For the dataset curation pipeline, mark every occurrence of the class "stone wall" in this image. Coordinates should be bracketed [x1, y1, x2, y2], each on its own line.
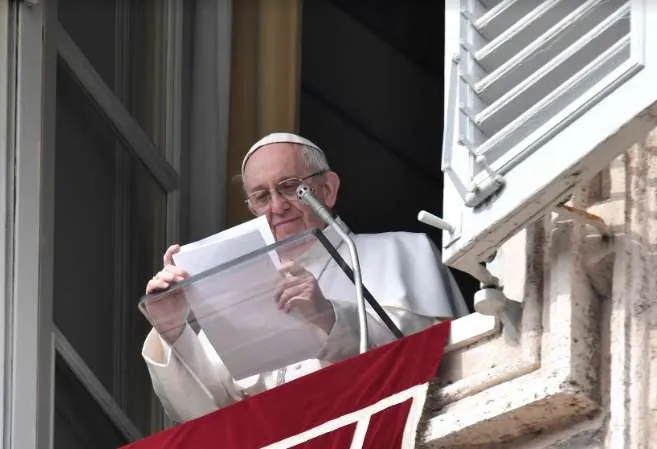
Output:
[420, 130, 657, 448]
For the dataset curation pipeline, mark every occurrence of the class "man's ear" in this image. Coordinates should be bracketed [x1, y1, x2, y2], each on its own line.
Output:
[322, 171, 340, 208]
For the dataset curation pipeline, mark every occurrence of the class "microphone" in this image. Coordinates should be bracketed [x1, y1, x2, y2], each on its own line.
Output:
[296, 184, 369, 354]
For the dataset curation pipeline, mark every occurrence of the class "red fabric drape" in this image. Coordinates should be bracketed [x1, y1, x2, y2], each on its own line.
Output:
[122, 321, 450, 449]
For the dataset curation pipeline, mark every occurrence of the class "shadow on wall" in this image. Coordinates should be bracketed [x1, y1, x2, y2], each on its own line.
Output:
[300, 0, 477, 310]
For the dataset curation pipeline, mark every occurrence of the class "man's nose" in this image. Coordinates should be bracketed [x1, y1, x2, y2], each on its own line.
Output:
[269, 190, 290, 214]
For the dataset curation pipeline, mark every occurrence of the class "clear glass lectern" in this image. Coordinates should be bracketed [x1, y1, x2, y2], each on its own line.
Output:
[138, 229, 361, 388]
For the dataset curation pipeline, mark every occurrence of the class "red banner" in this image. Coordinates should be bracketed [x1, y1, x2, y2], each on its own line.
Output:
[122, 321, 450, 449]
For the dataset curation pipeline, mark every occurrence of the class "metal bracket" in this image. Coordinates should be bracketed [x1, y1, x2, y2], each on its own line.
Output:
[464, 170, 506, 208]
[474, 286, 521, 345]
[457, 257, 520, 345]
[456, 121, 506, 208]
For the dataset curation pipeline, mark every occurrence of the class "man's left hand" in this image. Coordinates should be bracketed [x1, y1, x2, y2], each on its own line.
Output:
[275, 262, 335, 334]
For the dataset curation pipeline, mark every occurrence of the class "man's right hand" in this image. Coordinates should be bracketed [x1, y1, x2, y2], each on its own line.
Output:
[144, 244, 190, 344]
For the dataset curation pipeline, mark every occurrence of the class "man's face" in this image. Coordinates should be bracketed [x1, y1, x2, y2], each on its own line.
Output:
[243, 143, 340, 241]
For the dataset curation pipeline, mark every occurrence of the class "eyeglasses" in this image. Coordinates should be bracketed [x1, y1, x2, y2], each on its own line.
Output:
[245, 170, 327, 211]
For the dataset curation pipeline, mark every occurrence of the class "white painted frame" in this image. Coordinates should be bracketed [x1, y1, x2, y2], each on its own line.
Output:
[442, 0, 657, 278]
[1, 1, 58, 448]
[0, 0, 12, 441]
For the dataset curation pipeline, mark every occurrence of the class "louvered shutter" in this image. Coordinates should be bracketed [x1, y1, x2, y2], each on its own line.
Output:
[441, 0, 657, 274]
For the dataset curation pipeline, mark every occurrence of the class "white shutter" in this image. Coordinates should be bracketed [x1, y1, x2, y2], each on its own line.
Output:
[441, 0, 657, 274]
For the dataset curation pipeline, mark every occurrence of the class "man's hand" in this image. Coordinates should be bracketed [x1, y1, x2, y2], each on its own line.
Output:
[144, 244, 190, 344]
[275, 262, 335, 334]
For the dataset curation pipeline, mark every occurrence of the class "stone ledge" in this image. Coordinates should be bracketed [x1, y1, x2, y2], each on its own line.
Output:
[444, 313, 499, 354]
[421, 369, 599, 447]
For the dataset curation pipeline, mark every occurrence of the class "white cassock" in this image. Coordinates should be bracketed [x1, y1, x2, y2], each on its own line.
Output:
[142, 219, 469, 423]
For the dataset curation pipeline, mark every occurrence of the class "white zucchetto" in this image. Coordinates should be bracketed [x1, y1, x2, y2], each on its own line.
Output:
[241, 132, 325, 176]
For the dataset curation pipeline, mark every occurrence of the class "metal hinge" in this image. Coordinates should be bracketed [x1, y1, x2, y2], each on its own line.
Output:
[461, 150, 506, 208]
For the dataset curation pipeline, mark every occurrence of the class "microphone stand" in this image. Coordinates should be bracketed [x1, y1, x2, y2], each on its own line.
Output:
[296, 185, 368, 354]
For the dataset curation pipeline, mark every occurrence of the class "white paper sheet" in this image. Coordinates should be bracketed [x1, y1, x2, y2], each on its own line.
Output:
[172, 216, 324, 379]
[173, 215, 277, 275]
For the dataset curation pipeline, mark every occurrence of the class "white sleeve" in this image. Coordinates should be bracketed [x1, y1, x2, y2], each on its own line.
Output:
[142, 325, 244, 422]
[315, 300, 436, 362]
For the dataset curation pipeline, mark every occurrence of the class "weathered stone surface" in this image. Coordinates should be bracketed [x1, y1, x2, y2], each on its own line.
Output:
[603, 139, 657, 449]
[419, 129, 657, 448]
[420, 210, 604, 447]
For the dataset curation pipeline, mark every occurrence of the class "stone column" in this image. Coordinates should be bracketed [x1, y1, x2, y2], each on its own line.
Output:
[605, 131, 657, 449]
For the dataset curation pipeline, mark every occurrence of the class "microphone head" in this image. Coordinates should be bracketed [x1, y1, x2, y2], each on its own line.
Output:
[296, 184, 312, 201]
[296, 183, 335, 226]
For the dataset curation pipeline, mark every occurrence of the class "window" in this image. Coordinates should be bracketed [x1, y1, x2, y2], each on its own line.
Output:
[54, 0, 182, 439]
[2, 0, 186, 447]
